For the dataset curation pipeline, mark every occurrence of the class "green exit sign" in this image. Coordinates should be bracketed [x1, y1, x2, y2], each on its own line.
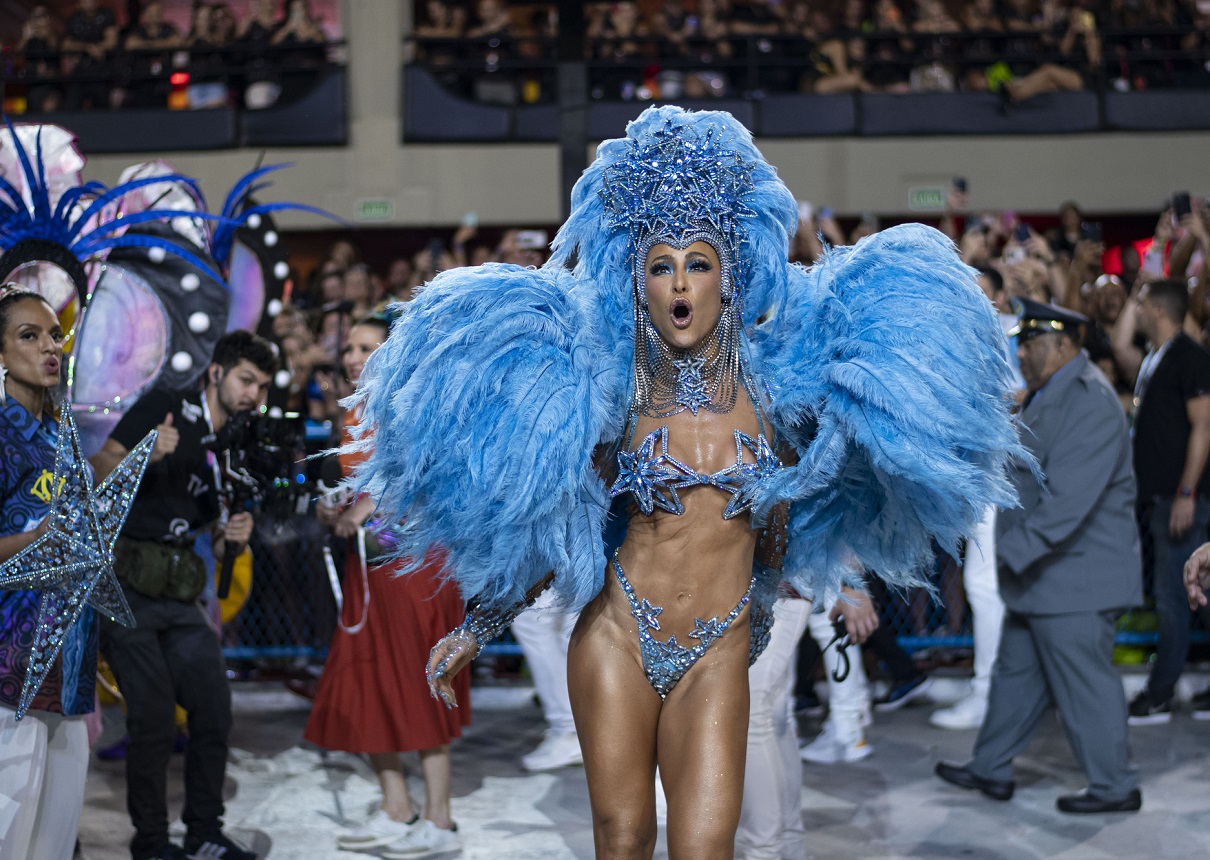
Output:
[355, 198, 395, 222]
[908, 187, 945, 211]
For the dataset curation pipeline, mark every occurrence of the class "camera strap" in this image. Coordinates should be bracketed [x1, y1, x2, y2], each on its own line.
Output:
[199, 389, 225, 497]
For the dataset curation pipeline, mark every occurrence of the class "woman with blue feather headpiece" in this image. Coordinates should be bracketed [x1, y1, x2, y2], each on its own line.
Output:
[348, 105, 1025, 856]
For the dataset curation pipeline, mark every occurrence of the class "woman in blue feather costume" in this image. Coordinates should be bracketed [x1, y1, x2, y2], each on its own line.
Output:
[348, 105, 1024, 858]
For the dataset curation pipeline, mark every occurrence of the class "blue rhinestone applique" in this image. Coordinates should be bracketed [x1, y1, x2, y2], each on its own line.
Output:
[612, 554, 753, 699]
[672, 355, 711, 415]
[599, 118, 758, 295]
[610, 426, 784, 519]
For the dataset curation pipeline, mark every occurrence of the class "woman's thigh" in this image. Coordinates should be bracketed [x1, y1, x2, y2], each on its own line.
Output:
[657, 639, 751, 860]
[568, 612, 664, 859]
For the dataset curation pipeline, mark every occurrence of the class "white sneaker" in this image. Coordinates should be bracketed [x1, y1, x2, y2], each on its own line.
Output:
[336, 809, 419, 850]
[930, 693, 988, 730]
[381, 820, 461, 858]
[799, 723, 873, 764]
[520, 730, 583, 772]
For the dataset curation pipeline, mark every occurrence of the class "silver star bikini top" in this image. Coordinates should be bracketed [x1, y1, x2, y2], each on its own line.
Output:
[609, 425, 784, 520]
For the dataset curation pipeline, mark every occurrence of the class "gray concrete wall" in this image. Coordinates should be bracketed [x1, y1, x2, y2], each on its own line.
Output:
[79, 1, 1208, 228]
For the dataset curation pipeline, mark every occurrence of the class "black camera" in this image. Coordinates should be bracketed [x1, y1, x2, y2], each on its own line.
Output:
[206, 410, 310, 518]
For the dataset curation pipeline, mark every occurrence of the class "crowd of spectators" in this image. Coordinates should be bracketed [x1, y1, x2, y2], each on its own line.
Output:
[410, 0, 1210, 103]
[275, 224, 552, 436]
[913, 187, 1210, 418]
[281, 190, 1210, 451]
[4, 0, 333, 113]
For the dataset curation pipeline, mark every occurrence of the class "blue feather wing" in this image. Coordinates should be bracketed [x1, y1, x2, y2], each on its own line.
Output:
[750, 223, 1025, 603]
[347, 263, 625, 612]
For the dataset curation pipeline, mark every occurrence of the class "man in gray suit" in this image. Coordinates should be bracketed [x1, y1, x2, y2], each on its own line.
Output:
[936, 298, 1143, 814]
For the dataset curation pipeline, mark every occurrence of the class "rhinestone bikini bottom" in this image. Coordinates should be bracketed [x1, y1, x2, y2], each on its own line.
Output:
[611, 553, 755, 699]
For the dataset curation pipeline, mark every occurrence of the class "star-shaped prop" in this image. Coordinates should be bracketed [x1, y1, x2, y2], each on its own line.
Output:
[0, 406, 156, 719]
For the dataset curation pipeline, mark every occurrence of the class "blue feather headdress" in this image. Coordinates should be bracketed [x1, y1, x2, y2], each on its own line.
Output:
[209, 162, 340, 269]
[550, 105, 798, 330]
[0, 120, 229, 286]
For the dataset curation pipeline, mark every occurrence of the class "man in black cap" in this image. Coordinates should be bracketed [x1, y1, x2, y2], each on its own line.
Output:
[936, 297, 1143, 814]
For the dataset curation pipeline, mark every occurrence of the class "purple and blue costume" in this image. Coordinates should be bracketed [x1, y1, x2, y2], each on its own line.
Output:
[0, 399, 96, 715]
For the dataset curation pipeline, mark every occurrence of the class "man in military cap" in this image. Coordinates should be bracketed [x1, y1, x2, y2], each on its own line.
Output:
[936, 297, 1143, 814]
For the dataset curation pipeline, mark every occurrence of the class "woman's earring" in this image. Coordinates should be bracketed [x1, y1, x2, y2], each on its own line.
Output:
[0, 363, 7, 407]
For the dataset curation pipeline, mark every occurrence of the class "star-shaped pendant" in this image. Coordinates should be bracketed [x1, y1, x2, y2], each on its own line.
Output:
[0, 406, 156, 719]
[672, 355, 711, 415]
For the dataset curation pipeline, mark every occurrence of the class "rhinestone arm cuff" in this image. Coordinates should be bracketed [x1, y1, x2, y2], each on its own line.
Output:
[458, 572, 556, 651]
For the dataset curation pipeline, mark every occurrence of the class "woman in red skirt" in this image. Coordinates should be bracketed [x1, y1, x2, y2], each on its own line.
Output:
[307, 314, 469, 858]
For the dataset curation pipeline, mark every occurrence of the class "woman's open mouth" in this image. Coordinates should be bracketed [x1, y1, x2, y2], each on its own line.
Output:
[670, 298, 693, 330]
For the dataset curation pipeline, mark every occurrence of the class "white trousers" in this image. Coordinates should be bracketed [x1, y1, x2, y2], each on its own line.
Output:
[808, 597, 871, 742]
[965, 507, 1005, 701]
[737, 598, 811, 860]
[0, 705, 89, 860]
[510, 591, 577, 734]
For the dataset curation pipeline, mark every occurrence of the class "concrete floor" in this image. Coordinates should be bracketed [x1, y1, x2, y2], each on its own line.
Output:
[77, 673, 1210, 860]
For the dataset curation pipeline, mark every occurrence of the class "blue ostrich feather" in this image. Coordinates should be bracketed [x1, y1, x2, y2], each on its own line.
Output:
[63, 174, 203, 244]
[52, 180, 107, 226]
[0, 121, 231, 281]
[345, 263, 628, 612]
[73, 232, 228, 285]
[749, 222, 1029, 604]
[210, 163, 343, 266]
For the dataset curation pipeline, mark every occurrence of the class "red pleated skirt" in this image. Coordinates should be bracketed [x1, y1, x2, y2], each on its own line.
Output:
[305, 549, 471, 754]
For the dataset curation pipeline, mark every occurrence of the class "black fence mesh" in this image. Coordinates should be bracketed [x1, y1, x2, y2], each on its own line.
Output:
[220, 507, 1208, 670]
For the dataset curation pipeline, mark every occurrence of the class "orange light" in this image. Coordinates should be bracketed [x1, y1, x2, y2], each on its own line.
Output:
[170, 72, 190, 87]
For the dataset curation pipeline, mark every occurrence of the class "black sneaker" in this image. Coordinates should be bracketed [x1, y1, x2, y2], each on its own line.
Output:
[874, 675, 935, 712]
[183, 832, 256, 860]
[1191, 687, 1210, 721]
[1127, 690, 1172, 726]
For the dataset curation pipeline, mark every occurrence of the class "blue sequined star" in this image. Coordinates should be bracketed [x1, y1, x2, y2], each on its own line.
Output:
[673, 355, 711, 415]
[638, 598, 663, 631]
[609, 426, 693, 515]
[720, 431, 784, 520]
[689, 616, 726, 641]
[0, 407, 156, 719]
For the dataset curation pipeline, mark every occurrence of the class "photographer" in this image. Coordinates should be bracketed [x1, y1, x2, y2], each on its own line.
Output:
[89, 331, 277, 860]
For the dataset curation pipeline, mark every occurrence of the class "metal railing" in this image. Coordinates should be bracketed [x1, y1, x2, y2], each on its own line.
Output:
[404, 25, 1210, 105]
